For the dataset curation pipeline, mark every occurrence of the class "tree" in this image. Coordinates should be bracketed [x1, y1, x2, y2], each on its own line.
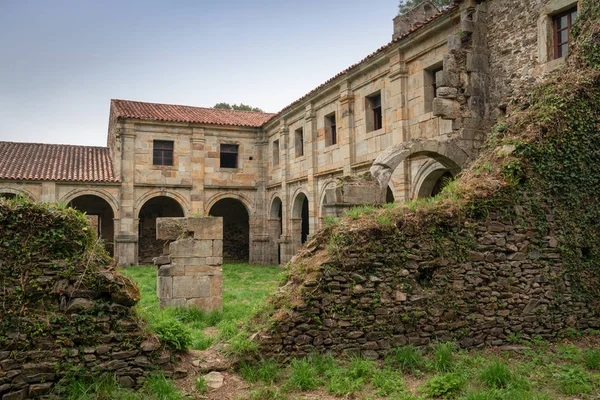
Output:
[213, 102, 264, 112]
[398, 0, 453, 14]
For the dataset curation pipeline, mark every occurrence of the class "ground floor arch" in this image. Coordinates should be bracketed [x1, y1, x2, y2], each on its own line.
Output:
[292, 192, 309, 246]
[0, 192, 17, 200]
[138, 196, 184, 263]
[68, 194, 116, 256]
[209, 198, 250, 262]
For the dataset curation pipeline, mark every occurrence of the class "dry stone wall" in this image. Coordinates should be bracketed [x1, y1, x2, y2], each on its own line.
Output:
[258, 202, 600, 360]
[0, 199, 175, 399]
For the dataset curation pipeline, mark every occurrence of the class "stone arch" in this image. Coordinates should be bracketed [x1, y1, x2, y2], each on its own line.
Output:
[67, 194, 116, 256]
[413, 159, 457, 199]
[205, 192, 252, 216]
[318, 179, 337, 224]
[0, 187, 37, 201]
[370, 139, 469, 202]
[135, 190, 189, 219]
[209, 197, 250, 262]
[137, 196, 185, 263]
[291, 190, 310, 245]
[61, 188, 118, 216]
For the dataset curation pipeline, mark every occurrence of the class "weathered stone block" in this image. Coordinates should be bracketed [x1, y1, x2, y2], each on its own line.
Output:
[207, 257, 223, 266]
[186, 297, 222, 311]
[157, 264, 184, 277]
[173, 275, 211, 299]
[156, 218, 186, 241]
[169, 238, 213, 257]
[154, 255, 170, 266]
[159, 298, 186, 308]
[189, 217, 223, 240]
[433, 98, 461, 119]
[157, 277, 173, 298]
[185, 265, 221, 274]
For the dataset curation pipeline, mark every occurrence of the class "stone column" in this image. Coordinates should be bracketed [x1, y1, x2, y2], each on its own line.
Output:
[115, 126, 137, 266]
[339, 80, 356, 175]
[156, 217, 223, 311]
[190, 130, 206, 215]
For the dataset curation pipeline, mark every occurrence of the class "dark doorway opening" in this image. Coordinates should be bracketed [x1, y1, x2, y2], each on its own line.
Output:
[138, 196, 184, 263]
[0, 193, 17, 200]
[69, 195, 115, 256]
[431, 171, 454, 197]
[301, 197, 309, 244]
[209, 198, 250, 262]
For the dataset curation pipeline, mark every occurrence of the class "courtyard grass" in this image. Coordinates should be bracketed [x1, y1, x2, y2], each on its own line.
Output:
[121, 262, 284, 351]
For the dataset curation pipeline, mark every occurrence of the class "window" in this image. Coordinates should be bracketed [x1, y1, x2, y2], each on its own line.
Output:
[325, 113, 337, 146]
[220, 144, 239, 168]
[295, 127, 304, 157]
[553, 7, 577, 59]
[424, 64, 443, 113]
[366, 92, 383, 132]
[273, 140, 280, 167]
[153, 140, 174, 166]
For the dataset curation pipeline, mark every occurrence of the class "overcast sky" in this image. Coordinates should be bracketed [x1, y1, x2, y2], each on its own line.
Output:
[0, 0, 399, 146]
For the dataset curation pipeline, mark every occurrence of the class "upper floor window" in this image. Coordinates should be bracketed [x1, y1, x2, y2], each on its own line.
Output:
[554, 7, 577, 59]
[325, 113, 337, 146]
[295, 127, 304, 157]
[366, 92, 383, 132]
[153, 140, 174, 166]
[424, 64, 443, 113]
[220, 144, 239, 168]
[273, 139, 280, 167]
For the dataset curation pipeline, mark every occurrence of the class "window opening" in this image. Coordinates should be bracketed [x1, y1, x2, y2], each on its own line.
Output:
[554, 7, 577, 59]
[153, 140, 174, 166]
[220, 144, 239, 168]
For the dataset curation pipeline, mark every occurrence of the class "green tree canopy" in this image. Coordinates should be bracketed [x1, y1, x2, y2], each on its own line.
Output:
[213, 102, 264, 112]
[398, 0, 453, 14]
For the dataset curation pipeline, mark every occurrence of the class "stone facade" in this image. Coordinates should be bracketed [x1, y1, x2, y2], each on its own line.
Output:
[155, 217, 223, 310]
[0, 0, 581, 266]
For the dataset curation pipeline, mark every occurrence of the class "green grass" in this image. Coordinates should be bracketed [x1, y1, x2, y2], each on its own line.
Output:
[121, 263, 283, 351]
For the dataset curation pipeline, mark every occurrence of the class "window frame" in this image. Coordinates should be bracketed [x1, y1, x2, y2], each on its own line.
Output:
[366, 92, 383, 133]
[272, 139, 280, 167]
[553, 7, 577, 59]
[152, 140, 174, 166]
[220, 143, 239, 169]
[325, 113, 337, 146]
[295, 127, 304, 158]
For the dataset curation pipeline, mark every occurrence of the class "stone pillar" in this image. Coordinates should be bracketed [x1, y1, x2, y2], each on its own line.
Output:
[190, 131, 206, 215]
[155, 217, 223, 310]
[116, 127, 137, 266]
[267, 218, 282, 264]
[40, 182, 56, 202]
[339, 81, 355, 175]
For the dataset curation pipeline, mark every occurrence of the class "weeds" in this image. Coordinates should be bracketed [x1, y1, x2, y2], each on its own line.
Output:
[583, 348, 600, 370]
[479, 359, 514, 389]
[433, 342, 456, 372]
[554, 364, 592, 395]
[387, 345, 425, 373]
[240, 359, 281, 385]
[423, 372, 466, 398]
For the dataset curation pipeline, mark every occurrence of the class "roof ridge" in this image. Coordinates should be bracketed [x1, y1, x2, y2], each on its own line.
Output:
[0, 140, 110, 150]
[111, 99, 276, 116]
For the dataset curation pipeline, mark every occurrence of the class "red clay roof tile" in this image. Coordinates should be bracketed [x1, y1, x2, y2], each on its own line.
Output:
[0, 141, 118, 183]
[111, 99, 275, 127]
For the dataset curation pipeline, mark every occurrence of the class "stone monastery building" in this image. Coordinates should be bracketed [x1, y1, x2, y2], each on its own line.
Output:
[0, 0, 581, 266]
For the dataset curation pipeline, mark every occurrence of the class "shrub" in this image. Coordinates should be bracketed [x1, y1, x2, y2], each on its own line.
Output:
[433, 342, 456, 372]
[479, 359, 513, 389]
[371, 367, 405, 396]
[152, 318, 191, 351]
[583, 348, 600, 370]
[423, 372, 465, 398]
[554, 365, 592, 395]
[387, 345, 425, 373]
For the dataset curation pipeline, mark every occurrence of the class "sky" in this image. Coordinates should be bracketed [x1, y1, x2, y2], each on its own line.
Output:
[0, 0, 400, 147]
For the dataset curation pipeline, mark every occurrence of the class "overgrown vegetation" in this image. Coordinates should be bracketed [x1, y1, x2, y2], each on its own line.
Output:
[121, 263, 284, 352]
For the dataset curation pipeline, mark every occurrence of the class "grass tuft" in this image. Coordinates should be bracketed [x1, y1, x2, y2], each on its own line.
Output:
[387, 345, 425, 373]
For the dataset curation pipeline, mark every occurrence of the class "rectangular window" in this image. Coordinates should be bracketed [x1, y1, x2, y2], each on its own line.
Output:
[554, 7, 577, 59]
[325, 113, 337, 146]
[366, 92, 383, 132]
[273, 139, 280, 167]
[153, 140, 174, 166]
[295, 127, 304, 157]
[424, 65, 443, 113]
[220, 144, 239, 168]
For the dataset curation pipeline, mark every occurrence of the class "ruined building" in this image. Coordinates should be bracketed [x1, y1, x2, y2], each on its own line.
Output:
[0, 0, 581, 266]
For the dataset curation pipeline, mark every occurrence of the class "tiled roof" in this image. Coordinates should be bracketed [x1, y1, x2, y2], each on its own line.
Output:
[111, 99, 275, 128]
[266, 1, 460, 123]
[0, 141, 118, 183]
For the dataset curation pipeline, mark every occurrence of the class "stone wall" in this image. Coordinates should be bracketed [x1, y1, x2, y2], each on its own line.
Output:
[156, 217, 223, 310]
[0, 199, 172, 398]
[257, 203, 600, 359]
